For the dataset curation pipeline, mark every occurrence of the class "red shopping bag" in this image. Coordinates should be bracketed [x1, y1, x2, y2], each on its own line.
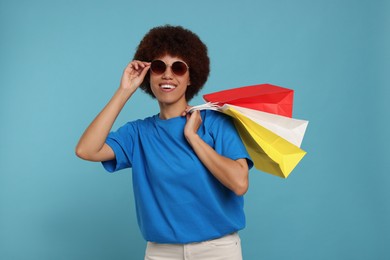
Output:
[203, 84, 294, 117]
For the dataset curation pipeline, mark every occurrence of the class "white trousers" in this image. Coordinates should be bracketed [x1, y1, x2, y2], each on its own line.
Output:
[144, 232, 243, 260]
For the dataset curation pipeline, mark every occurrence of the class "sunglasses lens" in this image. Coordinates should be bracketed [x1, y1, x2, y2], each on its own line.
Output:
[172, 61, 188, 76]
[151, 60, 166, 75]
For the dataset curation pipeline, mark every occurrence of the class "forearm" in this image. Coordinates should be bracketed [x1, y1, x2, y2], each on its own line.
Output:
[75, 88, 134, 161]
[186, 134, 249, 196]
[76, 60, 150, 161]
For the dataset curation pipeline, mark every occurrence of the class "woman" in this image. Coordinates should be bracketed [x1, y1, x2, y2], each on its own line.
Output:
[76, 25, 253, 260]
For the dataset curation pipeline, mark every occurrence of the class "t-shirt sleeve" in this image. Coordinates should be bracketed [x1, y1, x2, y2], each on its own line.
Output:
[207, 111, 254, 169]
[101, 122, 135, 173]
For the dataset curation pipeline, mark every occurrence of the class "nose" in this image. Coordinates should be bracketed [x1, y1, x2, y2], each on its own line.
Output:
[162, 66, 173, 79]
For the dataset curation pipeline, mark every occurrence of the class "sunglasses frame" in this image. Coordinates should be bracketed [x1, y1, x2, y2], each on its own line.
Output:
[150, 60, 189, 76]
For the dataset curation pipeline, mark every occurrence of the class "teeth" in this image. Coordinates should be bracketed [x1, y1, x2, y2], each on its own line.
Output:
[161, 84, 176, 89]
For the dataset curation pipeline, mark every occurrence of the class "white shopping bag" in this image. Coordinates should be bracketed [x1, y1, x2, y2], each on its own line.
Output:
[222, 104, 308, 147]
[190, 103, 308, 148]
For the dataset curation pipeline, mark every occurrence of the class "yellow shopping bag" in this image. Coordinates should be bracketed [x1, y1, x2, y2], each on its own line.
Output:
[223, 106, 307, 178]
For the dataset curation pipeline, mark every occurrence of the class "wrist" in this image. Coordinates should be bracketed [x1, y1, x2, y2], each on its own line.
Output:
[185, 132, 201, 146]
[115, 86, 135, 101]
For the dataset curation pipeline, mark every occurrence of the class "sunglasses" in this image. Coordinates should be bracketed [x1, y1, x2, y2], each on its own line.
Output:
[150, 60, 189, 76]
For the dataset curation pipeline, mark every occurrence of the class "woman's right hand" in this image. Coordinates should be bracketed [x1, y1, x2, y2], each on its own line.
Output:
[120, 60, 151, 92]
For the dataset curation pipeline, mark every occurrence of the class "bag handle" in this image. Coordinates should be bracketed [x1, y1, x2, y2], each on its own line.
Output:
[187, 102, 220, 113]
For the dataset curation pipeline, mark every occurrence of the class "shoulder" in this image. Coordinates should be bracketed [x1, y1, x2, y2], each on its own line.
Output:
[131, 115, 156, 127]
[201, 110, 238, 137]
[201, 110, 233, 128]
[112, 115, 157, 135]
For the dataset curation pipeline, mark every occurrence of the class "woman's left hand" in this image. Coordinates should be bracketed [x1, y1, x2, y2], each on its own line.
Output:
[182, 106, 249, 195]
[183, 107, 202, 142]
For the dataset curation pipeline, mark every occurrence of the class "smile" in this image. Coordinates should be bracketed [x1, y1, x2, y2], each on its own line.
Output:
[160, 84, 176, 90]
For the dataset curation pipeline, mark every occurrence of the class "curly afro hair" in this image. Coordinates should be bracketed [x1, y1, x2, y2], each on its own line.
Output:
[133, 25, 210, 101]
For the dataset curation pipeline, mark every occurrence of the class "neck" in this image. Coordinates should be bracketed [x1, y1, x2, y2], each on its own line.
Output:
[158, 100, 188, 120]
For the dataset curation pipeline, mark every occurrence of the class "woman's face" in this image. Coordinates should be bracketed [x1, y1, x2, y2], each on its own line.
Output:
[149, 54, 191, 108]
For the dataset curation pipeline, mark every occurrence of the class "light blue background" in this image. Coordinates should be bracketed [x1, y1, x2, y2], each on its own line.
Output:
[1, 0, 389, 259]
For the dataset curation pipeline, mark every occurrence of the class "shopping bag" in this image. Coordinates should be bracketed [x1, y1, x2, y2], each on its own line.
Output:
[222, 105, 307, 178]
[190, 103, 307, 178]
[225, 104, 308, 147]
[203, 84, 294, 117]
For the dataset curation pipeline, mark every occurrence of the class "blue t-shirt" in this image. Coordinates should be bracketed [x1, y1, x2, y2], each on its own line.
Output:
[102, 110, 253, 244]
